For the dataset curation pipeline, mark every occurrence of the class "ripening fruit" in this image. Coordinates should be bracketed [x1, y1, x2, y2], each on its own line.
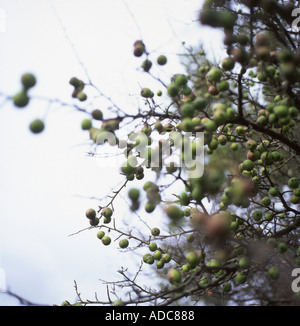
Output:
[180, 103, 195, 118]
[148, 242, 158, 252]
[81, 119, 92, 130]
[193, 97, 207, 111]
[140, 87, 154, 98]
[102, 207, 113, 218]
[143, 253, 154, 265]
[288, 177, 299, 189]
[174, 74, 188, 86]
[269, 187, 279, 197]
[97, 230, 105, 239]
[235, 273, 247, 285]
[21, 73, 37, 90]
[186, 251, 199, 268]
[156, 260, 164, 269]
[157, 55, 167, 65]
[222, 282, 232, 293]
[102, 236, 111, 246]
[167, 83, 179, 97]
[29, 119, 45, 134]
[291, 195, 300, 204]
[77, 91, 87, 101]
[153, 250, 162, 260]
[261, 197, 271, 207]
[91, 109, 103, 121]
[221, 57, 235, 71]
[230, 143, 238, 151]
[246, 139, 257, 151]
[206, 67, 222, 82]
[119, 239, 129, 249]
[151, 227, 160, 236]
[133, 40, 145, 57]
[128, 188, 140, 201]
[86, 208, 96, 220]
[141, 59, 152, 72]
[167, 268, 182, 284]
[252, 210, 262, 222]
[268, 266, 280, 280]
[161, 253, 172, 263]
[165, 205, 183, 220]
[238, 256, 251, 269]
[242, 159, 255, 171]
[274, 105, 289, 118]
[13, 91, 29, 108]
[145, 201, 156, 213]
[277, 242, 288, 254]
[89, 217, 99, 226]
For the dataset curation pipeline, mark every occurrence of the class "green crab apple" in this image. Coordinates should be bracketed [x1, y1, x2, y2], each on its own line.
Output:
[186, 251, 199, 268]
[148, 242, 158, 252]
[221, 57, 235, 71]
[151, 227, 160, 236]
[141, 87, 154, 98]
[143, 253, 154, 265]
[128, 188, 140, 201]
[162, 253, 172, 263]
[268, 266, 280, 280]
[119, 239, 129, 249]
[133, 40, 145, 57]
[77, 91, 87, 101]
[90, 217, 99, 226]
[13, 91, 29, 108]
[235, 273, 247, 285]
[238, 256, 251, 269]
[102, 207, 113, 218]
[288, 177, 299, 189]
[97, 230, 105, 240]
[157, 55, 167, 65]
[21, 73, 36, 90]
[29, 119, 45, 134]
[81, 119, 92, 130]
[85, 208, 96, 220]
[153, 250, 162, 260]
[141, 59, 152, 72]
[102, 236, 111, 246]
[156, 260, 164, 269]
[167, 268, 182, 284]
[206, 67, 222, 82]
[180, 103, 195, 118]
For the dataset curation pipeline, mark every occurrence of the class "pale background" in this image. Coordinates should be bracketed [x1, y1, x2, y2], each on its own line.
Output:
[0, 0, 224, 305]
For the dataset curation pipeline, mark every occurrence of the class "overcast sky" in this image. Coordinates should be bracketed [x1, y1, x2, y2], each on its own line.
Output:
[0, 0, 224, 305]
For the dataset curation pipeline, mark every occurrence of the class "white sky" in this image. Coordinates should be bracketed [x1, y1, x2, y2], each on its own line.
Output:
[0, 0, 224, 305]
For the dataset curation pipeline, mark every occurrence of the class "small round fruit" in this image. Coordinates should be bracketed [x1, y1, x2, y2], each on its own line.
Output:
[221, 57, 235, 71]
[91, 109, 103, 120]
[81, 119, 92, 130]
[128, 188, 140, 201]
[97, 230, 105, 239]
[156, 260, 164, 269]
[167, 83, 179, 97]
[186, 251, 199, 268]
[89, 217, 99, 226]
[242, 159, 255, 171]
[29, 119, 45, 134]
[145, 202, 156, 213]
[277, 242, 288, 254]
[21, 73, 36, 90]
[261, 197, 271, 207]
[102, 207, 113, 218]
[268, 266, 280, 280]
[153, 250, 162, 260]
[269, 187, 279, 197]
[222, 282, 232, 293]
[119, 239, 129, 249]
[238, 256, 251, 269]
[86, 208, 96, 220]
[157, 55, 167, 65]
[206, 67, 222, 82]
[77, 91, 87, 101]
[162, 253, 172, 263]
[141, 59, 152, 72]
[167, 268, 182, 284]
[102, 236, 111, 246]
[288, 177, 299, 189]
[148, 242, 158, 252]
[291, 195, 300, 204]
[151, 227, 160, 236]
[252, 210, 262, 222]
[235, 273, 247, 285]
[13, 91, 29, 108]
[143, 253, 154, 265]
